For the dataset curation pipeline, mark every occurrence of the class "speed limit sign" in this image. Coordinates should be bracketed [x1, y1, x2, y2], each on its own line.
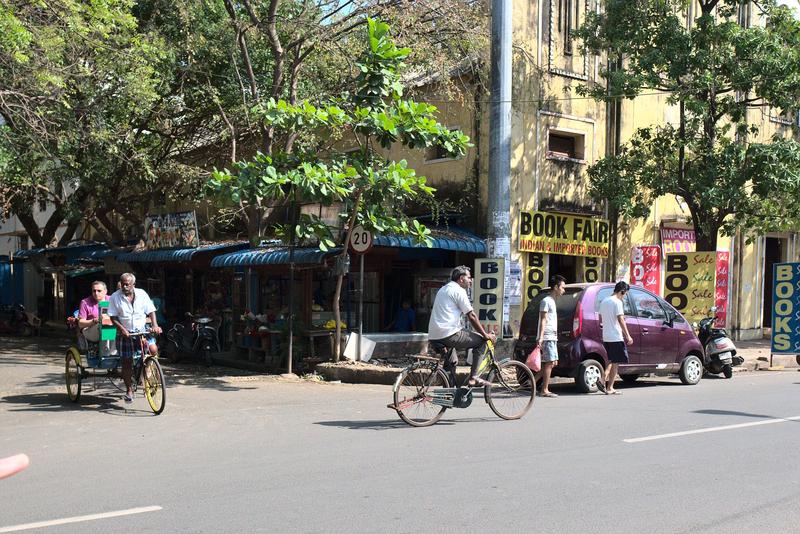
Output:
[349, 225, 373, 254]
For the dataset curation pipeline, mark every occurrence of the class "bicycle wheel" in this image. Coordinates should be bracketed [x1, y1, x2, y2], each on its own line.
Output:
[486, 360, 535, 420]
[142, 357, 166, 415]
[65, 349, 82, 402]
[393, 365, 449, 427]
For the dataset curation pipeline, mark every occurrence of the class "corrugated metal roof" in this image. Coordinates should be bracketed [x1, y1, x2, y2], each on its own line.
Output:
[12, 248, 46, 259]
[211, 247, 342, 268]
[374, 227, 486, 254]
[117, 242, 248, 263]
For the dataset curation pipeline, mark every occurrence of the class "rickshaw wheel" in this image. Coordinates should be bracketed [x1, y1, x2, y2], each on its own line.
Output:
[65, 349, 82, 402]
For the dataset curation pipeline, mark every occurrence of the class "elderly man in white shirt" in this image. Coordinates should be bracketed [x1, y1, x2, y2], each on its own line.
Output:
[108, 272, 162, 403]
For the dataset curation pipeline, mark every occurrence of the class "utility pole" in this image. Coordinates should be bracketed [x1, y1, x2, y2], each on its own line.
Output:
[488, 0, 513, 336]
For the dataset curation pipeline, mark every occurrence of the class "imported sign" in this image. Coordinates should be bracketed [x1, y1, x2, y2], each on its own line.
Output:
[523, 252, 548, 311]
[664, 251, 716, 323]
[145, 211, 199, 250]
[630, 245, 661, 295]
[519, 211, 610, 258]
[714, 252, 730, 328]
[771, 262, 800, 354]
[661, 226, 696, 254]
[474, 258, 505, 336]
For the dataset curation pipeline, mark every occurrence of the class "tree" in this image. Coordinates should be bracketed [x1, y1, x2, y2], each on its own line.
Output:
[206, 19, 471, 364]
[576, 0, 800, 251]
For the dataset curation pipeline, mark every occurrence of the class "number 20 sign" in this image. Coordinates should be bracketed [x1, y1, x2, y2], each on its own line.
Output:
[348, 225, 373, 254]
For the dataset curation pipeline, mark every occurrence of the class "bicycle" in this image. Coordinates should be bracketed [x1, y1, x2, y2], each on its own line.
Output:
[389, 339, 535, 427]
[65, 331, 167, 415]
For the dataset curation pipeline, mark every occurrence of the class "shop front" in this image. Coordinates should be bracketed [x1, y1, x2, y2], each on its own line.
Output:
[519, 210, 610, 311]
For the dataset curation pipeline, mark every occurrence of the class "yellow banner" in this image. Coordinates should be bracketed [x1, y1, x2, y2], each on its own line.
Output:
[523, 252, 548, 312]
[664, 252, 716, 323]
[519, 211, 610, 258]
[474, 258, 504, 336]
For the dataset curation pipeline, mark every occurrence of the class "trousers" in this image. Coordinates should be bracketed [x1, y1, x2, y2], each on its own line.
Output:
[432, 329, 487, 380]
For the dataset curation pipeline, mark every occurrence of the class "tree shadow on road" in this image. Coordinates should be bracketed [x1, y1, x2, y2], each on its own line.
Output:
[0, 392, 156, 417]
[693, 408, 800, 422]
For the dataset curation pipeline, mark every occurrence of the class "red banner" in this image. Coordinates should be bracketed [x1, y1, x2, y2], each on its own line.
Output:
[630, 245, 661, 295]
[715, 251, 730, 328]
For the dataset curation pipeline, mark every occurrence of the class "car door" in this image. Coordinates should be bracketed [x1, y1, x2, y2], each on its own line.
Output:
[628, 288, 679, 366]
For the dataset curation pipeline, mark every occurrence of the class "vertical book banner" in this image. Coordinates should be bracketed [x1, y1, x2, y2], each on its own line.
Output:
[664, 251, 716, 323]
[523, 252, 548, 312]
[630, 245, 661, 295]
[474, 258, 505, 336]
[714, 252, 730, 328]
[771, 262, 800, 354]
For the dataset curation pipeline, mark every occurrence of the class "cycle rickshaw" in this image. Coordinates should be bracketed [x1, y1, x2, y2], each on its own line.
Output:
[65, 331, 166, 415]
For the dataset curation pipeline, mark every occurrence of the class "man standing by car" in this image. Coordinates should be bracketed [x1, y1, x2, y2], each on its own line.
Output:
[428, 266, 497, 387]
[536, 275, 566, 397]
[598, 281, 634, 395]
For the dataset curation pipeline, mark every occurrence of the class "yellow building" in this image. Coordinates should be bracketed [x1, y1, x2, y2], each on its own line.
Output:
[405, 0, 799, 343]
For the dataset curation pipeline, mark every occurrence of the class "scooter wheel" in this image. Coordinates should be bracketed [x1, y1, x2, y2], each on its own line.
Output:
[723, 364, 733, 379]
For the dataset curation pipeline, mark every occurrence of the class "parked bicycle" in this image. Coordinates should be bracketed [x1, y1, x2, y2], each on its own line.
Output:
[389, 340, 535, 427]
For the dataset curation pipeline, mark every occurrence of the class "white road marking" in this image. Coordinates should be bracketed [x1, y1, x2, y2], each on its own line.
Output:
[624, 415, 800, 443]
[0, 506, 162, 532]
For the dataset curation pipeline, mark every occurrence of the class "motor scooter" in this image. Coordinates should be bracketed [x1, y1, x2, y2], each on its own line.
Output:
[0, 304, 41, 337]
[695, 306, 743, 378]
[162, 313, 218, 366]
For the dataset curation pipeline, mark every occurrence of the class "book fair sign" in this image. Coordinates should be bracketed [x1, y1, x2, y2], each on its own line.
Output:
[519, 211, 610, 258]
[664, 251, 716, 323]
[770, 262, 800, 354]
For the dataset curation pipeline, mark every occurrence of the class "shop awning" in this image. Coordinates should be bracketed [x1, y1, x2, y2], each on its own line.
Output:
[13, 243, 110, 264]
[65, 266, 105, 278]
[117, 241, 248, 263]
[374, 227, 486, 254]
[76, 248, 125, 262]
[211, 247, 343, 268]
[12, 248, 45, 259]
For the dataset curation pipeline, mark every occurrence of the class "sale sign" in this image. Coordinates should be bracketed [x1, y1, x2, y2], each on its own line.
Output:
[714, 252, 730, 328]
[630, 245, 661, 295]
[664, 251, 716, 323]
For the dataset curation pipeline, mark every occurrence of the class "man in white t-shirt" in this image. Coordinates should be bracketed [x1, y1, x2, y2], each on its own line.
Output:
[428, 266, 497, 387]
[598, 281, 634, 395]
[536, 275, 566, 397]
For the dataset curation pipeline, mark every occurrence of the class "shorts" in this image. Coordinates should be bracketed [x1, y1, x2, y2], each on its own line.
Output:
[117, 330, 156, 360]
[540, 340, 559, 362]
[604, 341, 629, 364]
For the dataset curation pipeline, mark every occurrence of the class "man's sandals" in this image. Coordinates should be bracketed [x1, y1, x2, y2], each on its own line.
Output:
[467, 377, 491, 388]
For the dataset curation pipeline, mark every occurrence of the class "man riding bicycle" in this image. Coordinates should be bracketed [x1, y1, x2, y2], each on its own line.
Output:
[108, 273, 162, 403]
[427, 265, 497, 387]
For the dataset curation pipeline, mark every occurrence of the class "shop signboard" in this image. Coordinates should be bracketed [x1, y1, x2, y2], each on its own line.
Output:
[474, 258, 504, 336]
[714, 251, 730, 328]
[582, 257, 600, 283]
[664, 251, 716, 323]
[519, 211, 609, 258]
[660, 225, 696, 254]
[145, 211, 199, 250]
[770, 262, 800, 354]
[630, 245, 661, 295]
[523, 252, 548, 311]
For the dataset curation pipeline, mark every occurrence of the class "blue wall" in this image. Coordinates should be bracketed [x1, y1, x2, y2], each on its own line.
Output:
[0, 257, 25, 305]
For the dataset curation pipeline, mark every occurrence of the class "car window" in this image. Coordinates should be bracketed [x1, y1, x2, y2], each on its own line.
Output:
[658, 297, 686, 323]
[593, 287, 613, 312]
[629, 288, 666, 320]
[520, 287, 583, 336]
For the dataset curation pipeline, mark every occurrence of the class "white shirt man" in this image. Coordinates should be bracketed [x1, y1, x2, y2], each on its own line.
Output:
[598, 281, 634, 395]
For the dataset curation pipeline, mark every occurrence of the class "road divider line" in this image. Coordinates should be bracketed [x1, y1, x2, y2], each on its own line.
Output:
[624, 415, 800, 443]
[0, 505, 162, 533]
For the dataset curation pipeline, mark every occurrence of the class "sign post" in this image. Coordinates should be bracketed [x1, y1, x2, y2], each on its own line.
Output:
[348, 226, 373, 362]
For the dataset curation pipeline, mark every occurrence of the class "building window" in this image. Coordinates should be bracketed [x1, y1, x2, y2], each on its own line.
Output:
[38, 199, 47, 212]
[547, 131, 585, 162]
[425, 128, 460, 162]
[558, 0, 579, 56]
[16, 235, 28, 251]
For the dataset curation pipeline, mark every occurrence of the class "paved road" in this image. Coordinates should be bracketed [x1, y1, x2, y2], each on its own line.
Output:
[1, 338, 799, 533]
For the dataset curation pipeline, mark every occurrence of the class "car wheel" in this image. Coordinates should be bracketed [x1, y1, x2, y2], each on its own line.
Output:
[679, 355, 703, 385]
[620, 374, 639, 384]
[576, 359, 604, 393]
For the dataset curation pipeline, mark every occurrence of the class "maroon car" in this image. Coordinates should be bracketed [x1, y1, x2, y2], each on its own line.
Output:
[514, 283, 704, 392]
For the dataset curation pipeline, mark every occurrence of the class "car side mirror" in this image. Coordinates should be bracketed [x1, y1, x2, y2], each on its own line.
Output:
[663, 312, 675, 328]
